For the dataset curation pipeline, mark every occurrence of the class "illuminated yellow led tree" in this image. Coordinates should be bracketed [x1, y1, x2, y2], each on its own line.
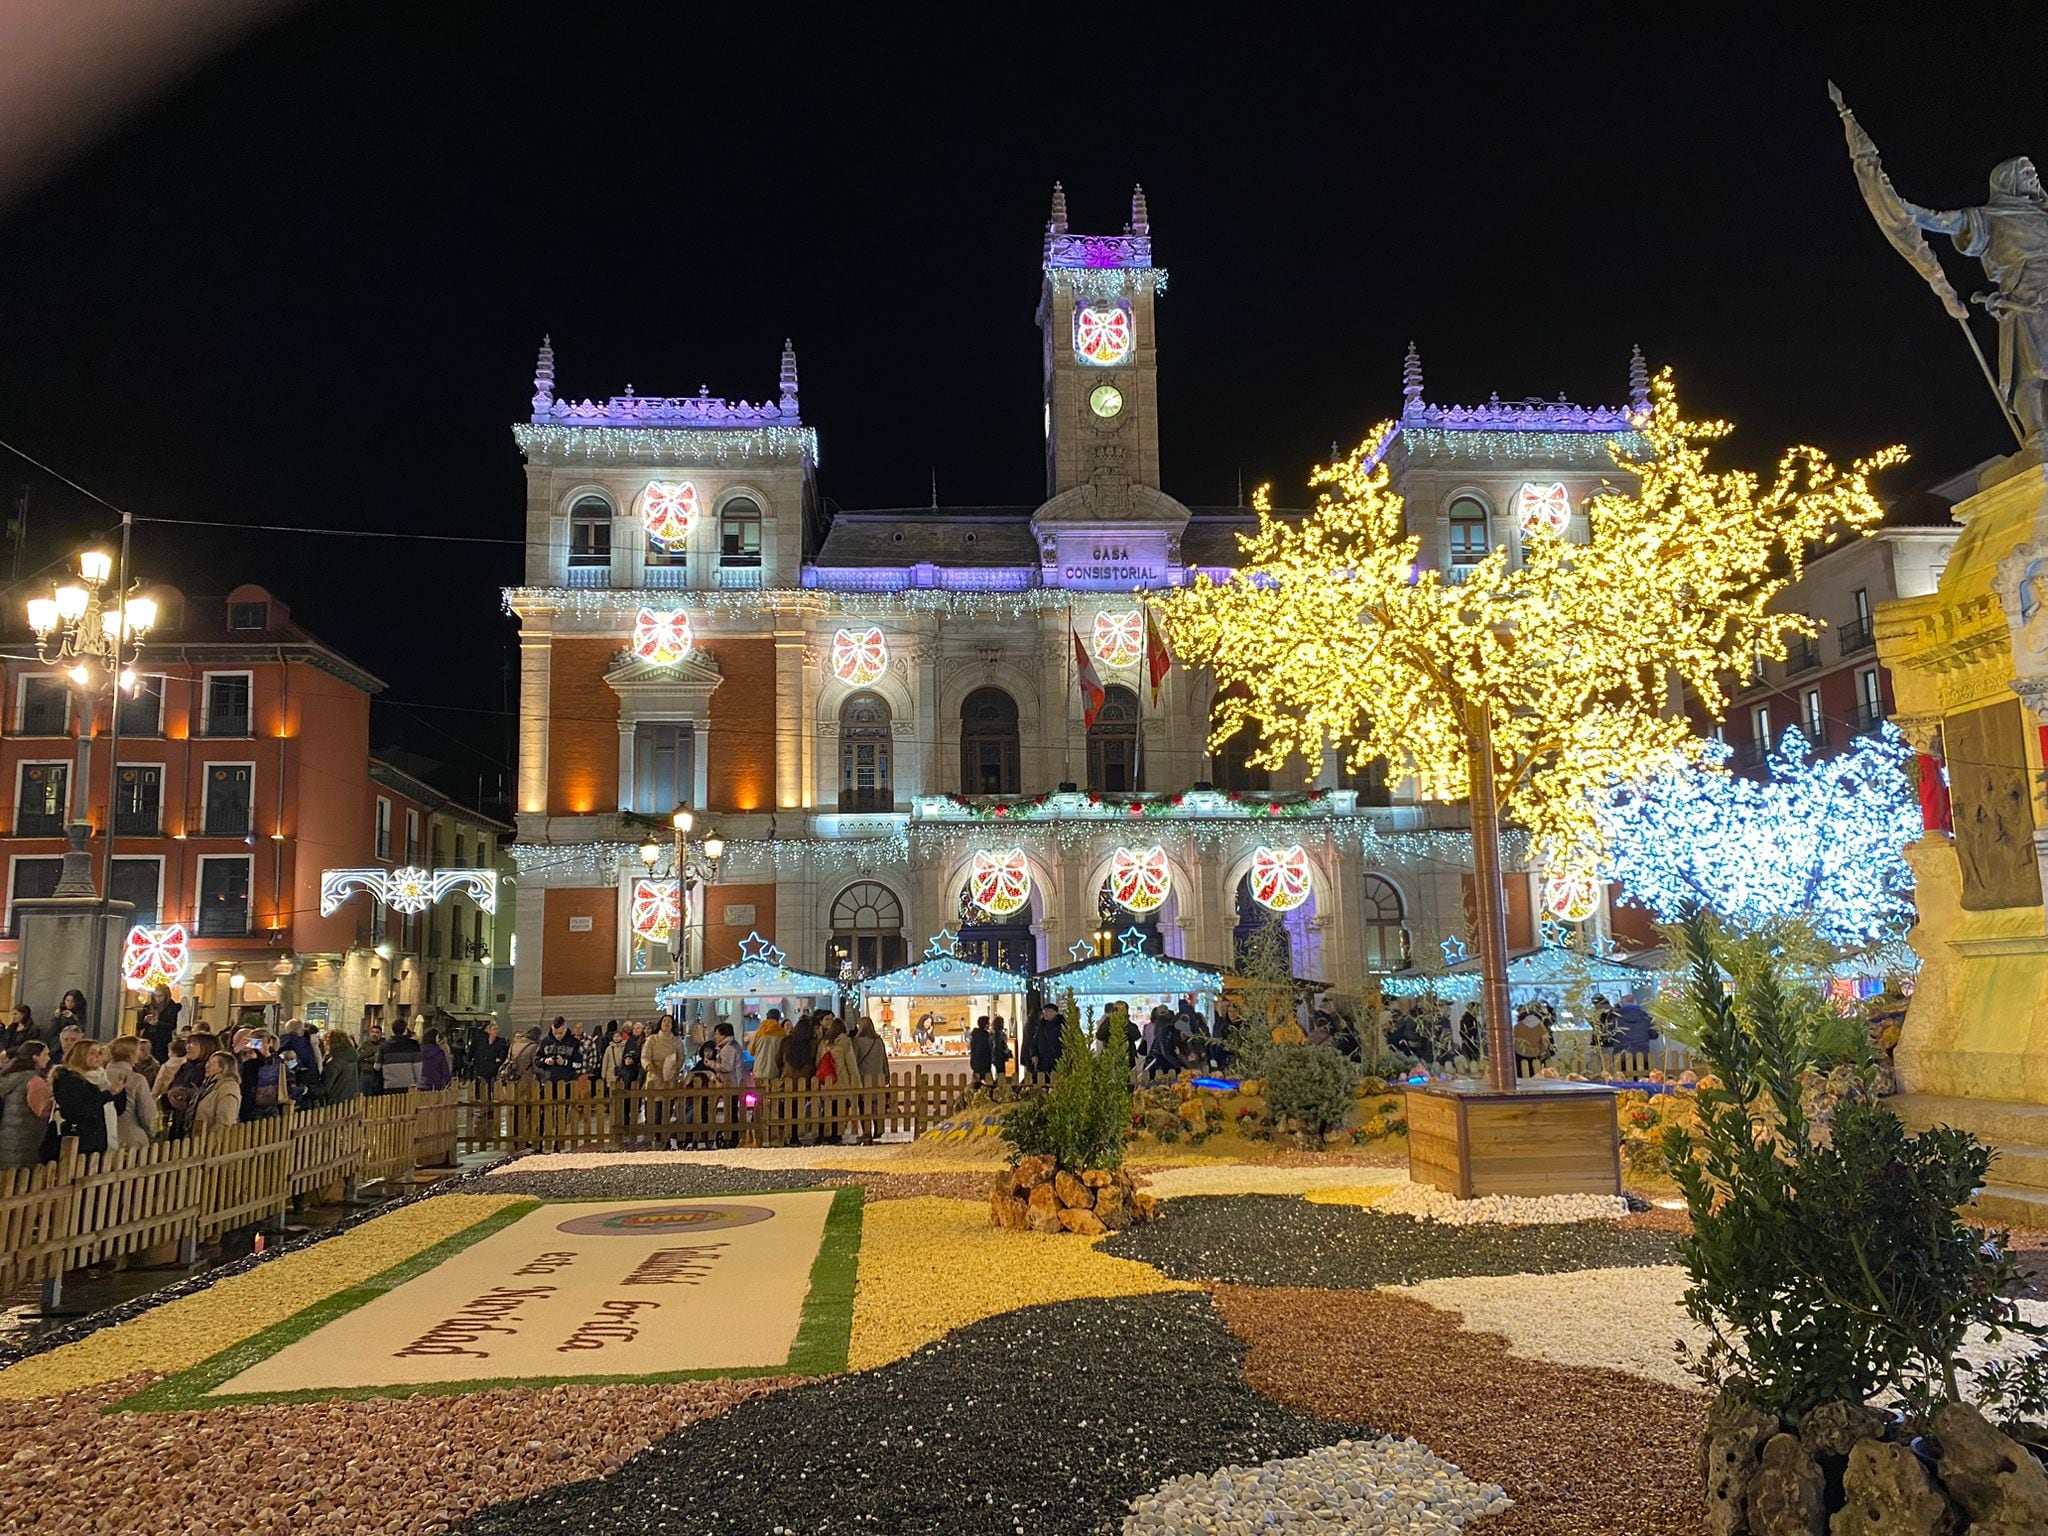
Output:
[1161, 373, 1901, 1089]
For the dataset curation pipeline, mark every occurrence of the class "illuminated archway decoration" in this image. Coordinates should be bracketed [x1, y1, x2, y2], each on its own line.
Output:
[830, 627, 890, 687]
[1092, 609, 1144, 669]
[1542, 867, 1601, 923]
[1108, 845, 1171, 913]
[967, 849, 1032, 917]
[320, 867, 499, 917]
[637, 481, 699, 550]
[1248, 844, 1313, 912]
[122, 924, 190, 992]
[1074, 303, 1132, 366]
[630, 878, 680, 943]
[1516, 481, 1572, 537]
[632, 607, 694, 666]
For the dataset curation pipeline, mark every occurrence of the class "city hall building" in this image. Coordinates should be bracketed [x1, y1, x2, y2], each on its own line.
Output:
[503, 188, 1653, 1032]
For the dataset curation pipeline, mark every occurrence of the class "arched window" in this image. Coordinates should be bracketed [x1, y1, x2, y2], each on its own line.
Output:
[719, 497, 763, 568]
[839, 692, 893, 812]
[1214, 725, 1270, 792]
[1448, 495, 1490, 567]
[1339, 756, 1391, 806]
[1360, 874, 1408, 972]
[828, 880, 905, 975]
[568, 496, 613, 569]
[960, 686, 1020, 794]
[1087, 685, 1141, 793]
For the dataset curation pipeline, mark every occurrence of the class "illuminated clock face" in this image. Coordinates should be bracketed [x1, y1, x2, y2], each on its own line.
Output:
[1090, 384, 1124, 419]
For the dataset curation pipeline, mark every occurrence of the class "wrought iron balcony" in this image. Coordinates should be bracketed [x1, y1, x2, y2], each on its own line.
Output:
[1838, 615, 1876, 655]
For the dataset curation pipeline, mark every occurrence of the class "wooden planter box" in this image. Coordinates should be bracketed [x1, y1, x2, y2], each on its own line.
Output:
[1406, 1080, 1621, 1198]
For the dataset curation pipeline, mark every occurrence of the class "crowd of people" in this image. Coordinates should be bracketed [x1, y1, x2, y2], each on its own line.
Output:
[1384, 992, 1659, 1072]
[0, 989, 466, 1170]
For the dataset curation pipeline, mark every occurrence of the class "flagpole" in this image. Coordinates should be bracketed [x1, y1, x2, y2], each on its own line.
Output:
[1064, 598, 1075, 786]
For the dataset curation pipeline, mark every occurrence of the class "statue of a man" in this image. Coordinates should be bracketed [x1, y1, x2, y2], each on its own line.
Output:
[1907, 158, 2048, 438]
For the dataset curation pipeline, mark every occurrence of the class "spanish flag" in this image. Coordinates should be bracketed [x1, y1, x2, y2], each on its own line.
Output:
[1073, 629, 1106, 729]
[1144, 607, 1172, 706]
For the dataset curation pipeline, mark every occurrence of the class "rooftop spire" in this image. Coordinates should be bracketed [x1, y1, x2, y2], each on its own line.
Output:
[1401, 341, 1424, 412]
[1130, 182, 1149, 236]
[532, 334, 556, 414]
[1048, 180, 1068, 235]
[779, 337, 800, 410]
[1628, 343, 1650, 414]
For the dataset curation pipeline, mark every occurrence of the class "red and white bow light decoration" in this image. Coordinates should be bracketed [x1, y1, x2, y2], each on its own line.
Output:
[122, 924, 191, 992]
[632, 607, 694, 667]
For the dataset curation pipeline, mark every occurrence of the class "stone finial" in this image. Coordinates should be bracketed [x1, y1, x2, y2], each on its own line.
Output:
[532, 334, 556, 413]
[779, 338, 800, 409]
[1049, 181, 1068, 234]
[1401, 341, 1424, 411]
[1130, 183, 1150, 235]
[1629, 343, 1649, 413]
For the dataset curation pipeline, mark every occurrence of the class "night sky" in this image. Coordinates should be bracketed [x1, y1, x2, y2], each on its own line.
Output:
[0, 8, 2042, 809]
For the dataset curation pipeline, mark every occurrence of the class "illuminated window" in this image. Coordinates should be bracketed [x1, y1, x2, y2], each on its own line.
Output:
[1448, 496, 1490, 566]
[828, 881, 906, 974]
[1088, 686, 1141, 793]
[719, 498, 763, 567]
[960, 687, 1020, 794]
[839, 693, 892, 811]
[1360, 875, 1408, 973]
[569, 496, 612, 567]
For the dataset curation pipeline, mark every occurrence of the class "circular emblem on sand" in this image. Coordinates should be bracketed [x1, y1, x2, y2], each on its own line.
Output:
[554, 1204, 775, 1236]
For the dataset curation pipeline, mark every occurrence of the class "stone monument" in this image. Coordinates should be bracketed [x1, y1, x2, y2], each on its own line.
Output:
[15, 823, 131, 1041]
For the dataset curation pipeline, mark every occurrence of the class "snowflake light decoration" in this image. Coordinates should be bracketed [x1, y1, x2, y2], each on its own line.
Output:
[1092, 610, 1144, 669]
[830, 627, 890, 687]
[1247, 844, 1312, 912]
[637, 480, 698, 549]
[1515, 481, 1572, 537]
[1074, 303, 1132, 366]
[632, 607, 693, 667]
[122, 923, 190, 992]
[630, 879, 679, 943]
[967, 849, 1031, 917]
[1598, 724, 1920, 948]
[1108, 844, 1171, 912]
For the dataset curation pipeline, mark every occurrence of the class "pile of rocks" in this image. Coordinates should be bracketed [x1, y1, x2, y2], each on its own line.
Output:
[990, 1155, 1160, 1236]
[1701, 1392, 2048, 1536]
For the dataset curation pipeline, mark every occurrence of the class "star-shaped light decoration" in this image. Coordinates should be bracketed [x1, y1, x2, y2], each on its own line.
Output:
[1439, 935, 1469, 966]
[1066, 938, 1094, 962]
[1117, 926, 1149, 957]
[1539, 917, 1569, 950]
[924, 929, 962, 960]
[736, 931, 786, 966]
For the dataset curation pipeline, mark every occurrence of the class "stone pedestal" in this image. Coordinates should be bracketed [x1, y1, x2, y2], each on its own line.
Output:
[15, 821, 134, 1039]
[1881, 455, 2048, 1104]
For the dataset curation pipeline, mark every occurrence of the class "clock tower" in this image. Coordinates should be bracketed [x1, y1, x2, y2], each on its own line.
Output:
[1037, 183, 1166, 504]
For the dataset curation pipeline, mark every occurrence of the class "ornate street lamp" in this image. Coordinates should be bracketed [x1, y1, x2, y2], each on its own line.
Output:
[22, 521, 154, 1037]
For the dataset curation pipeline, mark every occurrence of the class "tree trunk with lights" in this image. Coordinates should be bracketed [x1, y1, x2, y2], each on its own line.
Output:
[1464, 700, 1516, 1092]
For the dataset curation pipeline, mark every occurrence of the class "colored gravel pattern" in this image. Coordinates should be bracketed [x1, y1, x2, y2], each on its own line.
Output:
[847, 1197, 1195, 1369]
[0, 1372, 792, 1536]
[1101, 1196, 1677, 1288]
[1123, 1436, 1509, 1533]
[0, 1194, 526, 1401]
[466, 1161, 835, 1201]
[456, 1293, 1365, 1536]
[1213, 1286, 1707, 1536]
[1138, 1165, 1406, 1200]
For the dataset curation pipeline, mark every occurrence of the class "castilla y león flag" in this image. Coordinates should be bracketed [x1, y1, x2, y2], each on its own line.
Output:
[1144, 607, 1172, 706]
[1073, 628, 1106, 729]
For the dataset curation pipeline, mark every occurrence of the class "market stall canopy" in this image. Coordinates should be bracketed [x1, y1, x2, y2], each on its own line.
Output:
[1036, 951, 1232, 999]
[656, 957, 842, 1006]
[856, 955, 1030, 998]
[1379, 943, 1659, 999]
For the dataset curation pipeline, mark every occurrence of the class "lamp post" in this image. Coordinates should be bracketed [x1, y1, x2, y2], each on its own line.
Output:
[639, 804, 724, 1016]
[24, 517, 155, 1038]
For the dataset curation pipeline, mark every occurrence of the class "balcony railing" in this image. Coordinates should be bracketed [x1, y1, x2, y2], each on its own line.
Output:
[642, 564, 689, 589]
[1801, 718, 1830, 748]
[564, 563, 611, 589]
[838, 788, 894, 813]
[1783, 638, 1821, 676]
[1848, 700, 1886, 734]
[1733, 740, 1768, 769]
[196, 908, 252, 938]
[715, 564, 764, 590]
[1838, 616, 1876, 655]
[113, 809, 161, 836]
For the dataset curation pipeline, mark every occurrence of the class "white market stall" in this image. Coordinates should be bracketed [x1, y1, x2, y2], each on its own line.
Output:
[654, 934, 842, 1038]
[853, 937, 1031, 1057]
[1035, 949, 1228, 1024]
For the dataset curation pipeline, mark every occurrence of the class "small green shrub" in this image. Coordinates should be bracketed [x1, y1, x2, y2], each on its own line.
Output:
[1263, 1043, 1359, 1145]
[1002, 991, 1131, 1171]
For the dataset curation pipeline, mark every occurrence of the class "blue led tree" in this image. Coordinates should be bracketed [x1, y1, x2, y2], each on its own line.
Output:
[1599, 724, 1921, 949]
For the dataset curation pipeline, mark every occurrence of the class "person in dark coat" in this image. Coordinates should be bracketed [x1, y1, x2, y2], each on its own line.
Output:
[381, 1020, 424, 1092]
[781, 1012, 818, 1080]
[535, 1018, 580, 1088]
[968, 1016, 994, 1086]
[419, 1028, 452, 1091]
[322, 1029, 361, 1104]
[1614, 1001, 1658, 1055]
[1145, 1005, 1183, 1079]
[990, 1018, 1013, 1082]
[148, 988, 181, 1059]
[51, 1040, 123, 1157]
[471, 1023, 509, 1092]
[1021, 1003, 1065, 1080]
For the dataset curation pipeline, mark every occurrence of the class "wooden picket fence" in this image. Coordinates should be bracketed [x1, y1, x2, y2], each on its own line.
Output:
[458, 1070, 977, 1154]
[0, 1087, 459, 1307]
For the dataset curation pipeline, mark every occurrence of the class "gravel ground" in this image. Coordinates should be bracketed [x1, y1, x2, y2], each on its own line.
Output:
[1123, 1437, 1509, 1534]
[1138, 1166, 1407, 1200]
[1213, 1286, 1707, 1536]
[1389, 1266, 1705, 1387]
[822, 1170, 1004, 1201]
[1367, 1183, 1629, 1226]
[1101, 1197, 1677, 1288]
[470, 1161, 836, 1201]
[456, 1293, 1366, 1536]
[0, 1372, 794, 1536]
